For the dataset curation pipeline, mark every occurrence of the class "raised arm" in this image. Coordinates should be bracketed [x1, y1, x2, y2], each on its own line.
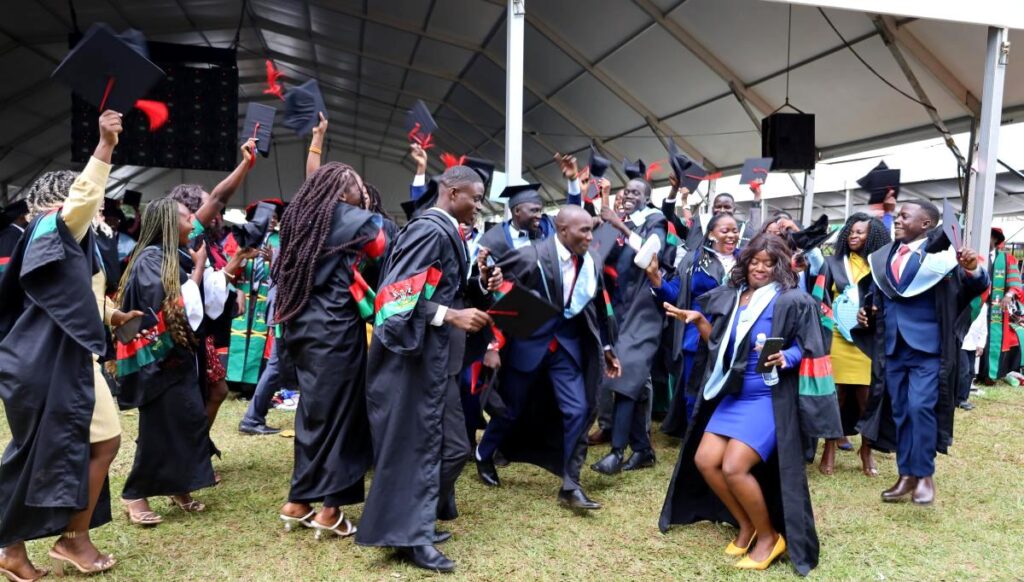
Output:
[305, 112, 328, 178]
[61, 110, 122, 243]
[194, 138, 256, 227]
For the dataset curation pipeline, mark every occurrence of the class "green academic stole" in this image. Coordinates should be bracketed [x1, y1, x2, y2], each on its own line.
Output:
[981, 251, 1007, 380]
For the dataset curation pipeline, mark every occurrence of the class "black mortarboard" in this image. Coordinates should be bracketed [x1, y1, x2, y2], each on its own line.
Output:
[123, 190, 142, 206]
[283, 79, 327, 137]
[3, 199, 29, 220]
[240, 103, 275, 158]
[857, 161, 901, 205]
[667, 141, 708, 193]
[464, 157, 495, 191]
[401, 179, 439, 221]
[102, 201, 125, 222]
[232, 201, 277, 248]
[245, 198, 285, 221]
[623, 158, 646, 181]
[585, 145, 611, 200]
[941, 198, 963, 251]
[487, 283, 560, 340]
[789, 214, 831, 251]
[740, 157, 773, 186]
[590, 223, 621, 265]
[51, 23, 165, 113]
[405, 99, 437, 146]
[500, 183, 544, 208]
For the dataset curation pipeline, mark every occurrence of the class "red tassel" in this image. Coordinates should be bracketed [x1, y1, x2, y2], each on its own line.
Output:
[645, 160, 664, 182]
[440, 152, 466, 168]
[262, 60, 285, 101]
[134, 100, 168, 131]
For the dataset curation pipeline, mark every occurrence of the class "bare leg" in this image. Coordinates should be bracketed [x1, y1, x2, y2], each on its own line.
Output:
[722, 440, 778, 562]
[0, 542, 45, 580]
[695, 433, 755, 547]
[52, 436, 121, 568]
[205, 379, 229, 428]
[280, 501, 314, 519]
[853, 385, 877, 476]
[314, 506, 340, 528]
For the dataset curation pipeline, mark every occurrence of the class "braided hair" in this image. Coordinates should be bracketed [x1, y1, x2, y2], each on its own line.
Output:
[833, 212, 891, 258]
[24, 170, 80, 220]
[115, 197, 196, 350]
[272, 162, 370, 325]
[364, 182, 393, 221]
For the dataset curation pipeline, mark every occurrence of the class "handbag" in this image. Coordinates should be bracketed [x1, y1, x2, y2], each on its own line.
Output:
[831, 256, 861, 343]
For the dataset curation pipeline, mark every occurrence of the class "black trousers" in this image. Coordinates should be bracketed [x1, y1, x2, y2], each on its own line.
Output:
[436, 374, 471, 521]
[957, 349, 975, 404]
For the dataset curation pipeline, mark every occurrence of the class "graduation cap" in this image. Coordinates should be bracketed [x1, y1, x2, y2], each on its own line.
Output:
[500, 183, 543, 208]
[667, 141, 716, 193]
[401, 179, 439, 221]
[623, 158, 646, 181]
[465, 157, 495, 192]
[51, 23, 165, 115]
[590, 222, 622, 265]
[232, 201, 277, 248]
[740, 157, 773, 195]
[240, 103, 275, 159]
[245, 198, 285, 221]
[992, 227, 1006, 246]
[487, 283, 560, 340]
[283, 79, 327, 136]
[123, 190, 142, 206]
[857, 161, 901, 205]
[941, 198, 963, 251]
[3, 199, 29, 221]
[789, 214, 831, 251]
[405, 99, 437, 149]
[584, 145, 611, 200]
[102, 201, 125, 222]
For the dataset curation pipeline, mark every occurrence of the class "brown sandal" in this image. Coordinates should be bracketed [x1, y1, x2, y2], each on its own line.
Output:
[123, 498, 163, 526]
[48, 533, 116, 576]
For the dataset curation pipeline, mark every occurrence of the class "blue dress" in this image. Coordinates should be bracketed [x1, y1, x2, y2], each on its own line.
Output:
[705, 297, 799, 461]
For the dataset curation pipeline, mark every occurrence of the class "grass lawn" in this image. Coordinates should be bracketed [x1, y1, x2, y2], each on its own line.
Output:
[3, 384, 1023, 581]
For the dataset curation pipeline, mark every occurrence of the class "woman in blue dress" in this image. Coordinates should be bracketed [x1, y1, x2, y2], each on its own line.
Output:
[648, 213, 739, 435]
[658, 233, 842, 575]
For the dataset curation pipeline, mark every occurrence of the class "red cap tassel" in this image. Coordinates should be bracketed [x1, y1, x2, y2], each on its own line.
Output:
[262, 60, 285, 101]
[440, 152, 466, 169]
[134, 100, 169, 131]
[645, 160, 664, 182]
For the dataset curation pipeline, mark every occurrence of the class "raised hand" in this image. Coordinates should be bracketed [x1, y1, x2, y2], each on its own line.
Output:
[410, 142, 428, 174]
[554, 153, 579, 181]
[312, 112, 328, 140]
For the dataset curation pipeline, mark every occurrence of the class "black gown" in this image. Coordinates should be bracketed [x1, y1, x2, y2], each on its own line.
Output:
[658, 287, 842, 576]
[356, 209, 486, 548]
[601, 209, 668, 401]
[277, 203, 385, 506]
[0, 224, 24, 277]
[0, 212, 111, 546]
[115, 245, 216, 499]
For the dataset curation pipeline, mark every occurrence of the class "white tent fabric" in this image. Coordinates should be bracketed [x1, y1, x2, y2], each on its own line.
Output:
[0, 0, 1021, 218]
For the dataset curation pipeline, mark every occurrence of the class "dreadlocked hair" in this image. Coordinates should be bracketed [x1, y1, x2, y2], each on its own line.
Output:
[364, 182, 393, 221]
[272, 162, 371, 325]
[115, 197, 196, 351]
[833, 212, 891, 258]
[24, 170, 79, 220]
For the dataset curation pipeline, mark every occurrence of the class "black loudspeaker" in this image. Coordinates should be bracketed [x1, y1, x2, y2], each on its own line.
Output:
[761, 112, 816, 171]
[71, 41, 238, 172]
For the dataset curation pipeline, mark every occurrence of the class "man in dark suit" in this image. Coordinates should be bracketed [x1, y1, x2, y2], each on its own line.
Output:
[861, 200, 987, 506]
[475, 205, 621, 510]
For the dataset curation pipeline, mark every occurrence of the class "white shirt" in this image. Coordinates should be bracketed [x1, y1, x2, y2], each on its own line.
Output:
[893, 237, 927, 278]
[412, 173, 426, 187]
[555, 237, 576, 306]
[567, 178, 581, 196]
[507, 222, 532, 250]
[962, 303, 988, 352]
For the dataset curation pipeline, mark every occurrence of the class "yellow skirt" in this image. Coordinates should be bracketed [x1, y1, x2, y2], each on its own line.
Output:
[830, 329, 871, 386]
[90, 359, 122, 443]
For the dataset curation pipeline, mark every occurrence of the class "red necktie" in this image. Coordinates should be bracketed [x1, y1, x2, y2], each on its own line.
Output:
[891, 245, 911, 283]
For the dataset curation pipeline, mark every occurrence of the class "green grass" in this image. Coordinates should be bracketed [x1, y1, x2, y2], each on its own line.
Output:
[3, 385, 1024, 580]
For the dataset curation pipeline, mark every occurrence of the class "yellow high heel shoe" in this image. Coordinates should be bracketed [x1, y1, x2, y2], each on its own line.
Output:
[725, 531, 757, 556]
[735, 534, 786, 570]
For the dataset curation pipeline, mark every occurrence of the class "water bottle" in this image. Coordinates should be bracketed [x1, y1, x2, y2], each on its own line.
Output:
[755, 333, 779, 386]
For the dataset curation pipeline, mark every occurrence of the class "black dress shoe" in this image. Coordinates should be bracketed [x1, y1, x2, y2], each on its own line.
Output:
[476, 457, 500, 487]
[590, 450, 624, 475]
[398, 545, 455, 573]
[622, 449, 656, 471]
[558, 488, 601, 510]
[238, 423, 281, 436]
[434, 530, 452, 544]
[958, 401, 975, 411]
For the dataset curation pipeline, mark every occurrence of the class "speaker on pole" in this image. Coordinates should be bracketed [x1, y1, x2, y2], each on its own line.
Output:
[761, 112, 816, 171]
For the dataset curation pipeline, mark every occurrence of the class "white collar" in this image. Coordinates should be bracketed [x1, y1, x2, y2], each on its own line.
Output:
[628, 206, 655, 224]
[508, 221, 529, 239]
[554, 237, 572, 262]
[428, 207, 460, 232]
[900, 237, 927, 254]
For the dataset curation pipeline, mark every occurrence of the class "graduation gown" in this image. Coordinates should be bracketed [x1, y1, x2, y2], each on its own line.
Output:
[813, 254, 883, 435]
[488, 237, 617, 477]
[856, 241, 984, 455]
[357, 210, 485, 548]
[0, 211, 111, 546]
[476, 216, 555, 262]
[601, 208, 668, 400]
[659, 287, 842, 576]
[277, 203, 386, 505]
[114, 245, 215, 498]
[0, 223, 25, 277]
